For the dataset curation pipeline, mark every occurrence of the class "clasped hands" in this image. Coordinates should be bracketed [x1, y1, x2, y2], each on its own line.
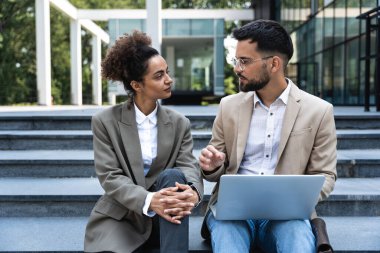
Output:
[149, 182, 199, 224]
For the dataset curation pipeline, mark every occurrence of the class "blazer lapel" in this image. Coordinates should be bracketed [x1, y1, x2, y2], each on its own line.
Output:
[236, 92, 255, 171]
[276, 83, 301, 170]
[118, 103, 146, 187]
[145, 105, 174, 189]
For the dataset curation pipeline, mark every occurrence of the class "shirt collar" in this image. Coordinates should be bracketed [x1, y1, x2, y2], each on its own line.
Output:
[253, 78, 291, 107]
[134, 103, 158, 125]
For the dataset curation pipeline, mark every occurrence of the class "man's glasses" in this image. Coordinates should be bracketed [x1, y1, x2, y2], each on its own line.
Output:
[232, 56, 274, 71]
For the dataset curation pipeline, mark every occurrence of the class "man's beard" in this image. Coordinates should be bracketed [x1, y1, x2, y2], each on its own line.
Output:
[238, 66, 270, 92]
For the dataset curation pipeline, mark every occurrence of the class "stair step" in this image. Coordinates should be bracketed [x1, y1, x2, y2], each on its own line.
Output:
[0, 130, 93, 150]
[337, 149, 380, 178]
[2, 106, 380, 131]
[1, 149, 380, 178]
[0, 216, 379, 253]
[2, 129, 380, 150]
[0, 150, 95, 177]
[0, 178, 379, 217]
[336, 129, 380, 149]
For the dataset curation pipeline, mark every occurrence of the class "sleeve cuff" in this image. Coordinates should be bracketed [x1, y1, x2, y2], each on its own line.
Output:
[187, 182, 202, 208]
[143, 192, 156, 217]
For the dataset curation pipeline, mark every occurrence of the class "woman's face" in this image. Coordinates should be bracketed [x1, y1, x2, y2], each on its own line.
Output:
[138, 55, 173, 101]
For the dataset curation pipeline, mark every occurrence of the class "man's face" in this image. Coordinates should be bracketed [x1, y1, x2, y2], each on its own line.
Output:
[233, 40, 272, 92]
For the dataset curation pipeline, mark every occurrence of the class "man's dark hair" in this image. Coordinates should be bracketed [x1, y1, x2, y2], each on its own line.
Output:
[233, 19, 294, 66]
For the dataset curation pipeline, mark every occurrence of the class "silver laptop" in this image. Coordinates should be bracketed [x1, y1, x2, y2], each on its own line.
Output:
[212, 174, 325, 220]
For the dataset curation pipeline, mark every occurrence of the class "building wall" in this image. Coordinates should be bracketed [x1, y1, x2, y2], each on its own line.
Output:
[278, 0, 379, 105]
[107, 18, 225, 99]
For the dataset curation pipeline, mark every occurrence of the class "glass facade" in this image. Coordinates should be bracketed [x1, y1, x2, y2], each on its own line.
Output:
[108, 19, 225, 97]
[278, 0, 379, 105]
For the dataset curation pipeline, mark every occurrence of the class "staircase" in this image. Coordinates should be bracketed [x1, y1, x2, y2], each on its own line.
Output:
[0, 106, 380, 252]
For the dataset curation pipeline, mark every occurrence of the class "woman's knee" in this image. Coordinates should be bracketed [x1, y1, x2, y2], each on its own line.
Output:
[156, 169, 186, 188]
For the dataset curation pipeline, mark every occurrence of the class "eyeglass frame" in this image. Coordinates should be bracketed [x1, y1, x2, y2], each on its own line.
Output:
[232, 56, 274, 71]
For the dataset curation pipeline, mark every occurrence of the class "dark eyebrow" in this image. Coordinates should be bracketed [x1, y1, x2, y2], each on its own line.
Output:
[153, 66, 169, 75]
[238, 57, 252, 60]
[153, 70, 165, 76]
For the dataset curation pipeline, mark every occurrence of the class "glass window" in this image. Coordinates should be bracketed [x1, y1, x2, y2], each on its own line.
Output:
[359, 33, 368, 104]
[164, 20, 190, 36]
[162, 38, 214, 92]
[361, 0, 378, 8]
[315, 53, 323, 98]
[334, 0, 346, 44]
[324, 0, 334, 6]
[315, 10, 324, 52]
[306, 20, 315, 56]
[369, 58, 376, 104]
[298, 57, 317, 95]
[318, 0, 324, 10]
[324, 4, 334, 48]
[191, 20, 213, 36]
[333, 44, 345, 104]
[347, 0, 360, 7]
[322, 49, 333, 102]
[371, 29, 377, 55]
[346, 38, 359, 104]
[119, 19, 145, 34]
[346, 4, 360, 39]
[300, 0, 311, 22]
[296, 24, 308, 60]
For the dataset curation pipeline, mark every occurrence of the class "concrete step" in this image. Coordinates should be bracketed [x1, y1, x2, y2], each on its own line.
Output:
[0, 114, 214, 131]
[335, 114, 380, 129]
[2, 108, 380, 131]
[336, 129, 380, 149]
[0, 130, 93, 150]
[337, 149, 380, 178]
[1, 149, 380, 178]
[0, 150, 95, 177]
[2, 129, 380, 150]
[0, 216, 379, 253]
[0, 177, 379, 217]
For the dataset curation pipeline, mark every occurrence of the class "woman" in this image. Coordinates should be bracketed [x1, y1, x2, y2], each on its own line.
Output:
[84, 31, 203, 253]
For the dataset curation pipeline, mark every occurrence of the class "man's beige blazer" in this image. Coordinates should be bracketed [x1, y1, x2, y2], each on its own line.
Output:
[201, 82, 337, 238]
[84, 102, 203, 253]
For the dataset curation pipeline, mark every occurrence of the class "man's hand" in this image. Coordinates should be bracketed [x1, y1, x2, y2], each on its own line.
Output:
[149, 184, 197, 224]
[199, 145, 226, 172]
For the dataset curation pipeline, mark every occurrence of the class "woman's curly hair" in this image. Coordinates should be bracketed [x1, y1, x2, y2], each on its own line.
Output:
[101, 30, 159, 102]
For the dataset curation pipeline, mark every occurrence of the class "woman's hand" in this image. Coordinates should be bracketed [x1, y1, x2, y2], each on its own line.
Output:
[149, 183, 199, 224]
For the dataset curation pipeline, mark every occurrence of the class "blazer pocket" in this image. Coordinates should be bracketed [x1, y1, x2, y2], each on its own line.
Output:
[290, 127, 312, 136]
[94, 195, 128, 220]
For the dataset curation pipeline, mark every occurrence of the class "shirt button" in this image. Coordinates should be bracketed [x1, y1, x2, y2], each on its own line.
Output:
[260, 172, 264, 175]
[267, 134, 271, 138]
[270, 112, 273, 116]
[266, 155, 269, 158]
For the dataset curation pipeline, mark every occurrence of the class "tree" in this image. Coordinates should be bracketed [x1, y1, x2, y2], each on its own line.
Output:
[0, 0, 36, 105]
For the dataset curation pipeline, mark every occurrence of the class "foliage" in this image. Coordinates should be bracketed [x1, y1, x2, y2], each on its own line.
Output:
[0, 0, 36, 104]
[163, 0, 252, 8]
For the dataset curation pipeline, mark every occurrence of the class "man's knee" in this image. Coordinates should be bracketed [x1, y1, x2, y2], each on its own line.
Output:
[264, 220, 315, 252]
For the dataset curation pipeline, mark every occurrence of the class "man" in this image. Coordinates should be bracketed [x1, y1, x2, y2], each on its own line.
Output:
[199, 19, 337, 253]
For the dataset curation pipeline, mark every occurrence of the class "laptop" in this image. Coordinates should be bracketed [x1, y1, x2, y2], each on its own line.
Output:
[212, 174, 325, 220]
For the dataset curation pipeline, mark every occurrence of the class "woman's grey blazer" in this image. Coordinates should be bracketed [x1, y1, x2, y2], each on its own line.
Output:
[84, 102, 203, 253]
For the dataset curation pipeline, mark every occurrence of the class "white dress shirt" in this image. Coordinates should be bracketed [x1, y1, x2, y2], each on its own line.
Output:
[134, 103, 158, 216]
[238, 80, 291, 175]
